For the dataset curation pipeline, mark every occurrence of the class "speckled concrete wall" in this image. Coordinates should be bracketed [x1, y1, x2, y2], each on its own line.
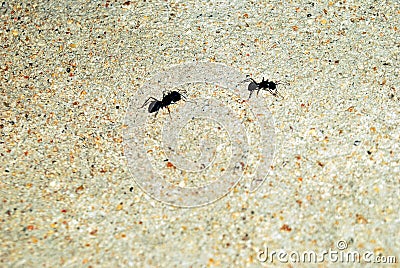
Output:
[1, 0, 399, 266]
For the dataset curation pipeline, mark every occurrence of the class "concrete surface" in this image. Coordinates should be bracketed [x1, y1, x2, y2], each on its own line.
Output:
[1, 0, 399, 267]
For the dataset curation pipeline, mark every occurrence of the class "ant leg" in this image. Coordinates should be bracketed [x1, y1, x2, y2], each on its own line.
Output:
[240, 75, 257, 84]
[276, 81, 289, 86]
[180, 89, 188, 96]
[180, 90, 197, 104]
[275, 90, 284, 100]
[266, 87, 276, 96]
[167, 106, 172, 119]
[181, 94, 193, 103]
[139, 97, 158, 109]
[267, 87, 284, 100]
[180, 92, 187, 100]
[248, 90, 253, 99]
[257, 88, 261, 96]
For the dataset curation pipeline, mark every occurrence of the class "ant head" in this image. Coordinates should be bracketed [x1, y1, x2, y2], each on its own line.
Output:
[170, 90, 181, 96]
[169, 91, 182, 102]
[267, 81, 276, 90]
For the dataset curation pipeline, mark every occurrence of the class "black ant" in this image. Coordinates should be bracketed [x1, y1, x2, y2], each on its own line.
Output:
[140, 90, 186, 117]
[243, 76, 285, 99]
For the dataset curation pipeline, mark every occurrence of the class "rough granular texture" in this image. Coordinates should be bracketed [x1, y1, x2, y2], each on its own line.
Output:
[1, 0, 399, 266]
